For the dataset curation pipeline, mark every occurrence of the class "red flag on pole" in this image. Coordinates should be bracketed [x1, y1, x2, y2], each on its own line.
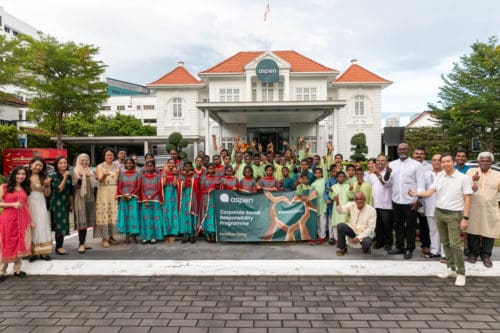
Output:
[264, 0, 270, 21]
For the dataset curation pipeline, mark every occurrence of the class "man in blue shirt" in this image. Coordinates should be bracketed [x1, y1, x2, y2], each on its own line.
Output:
[454, 149, 471, 174]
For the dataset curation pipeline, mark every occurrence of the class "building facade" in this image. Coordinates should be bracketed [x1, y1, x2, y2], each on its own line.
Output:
[0, 6, 39, 129]
[102, 51, 391, 159]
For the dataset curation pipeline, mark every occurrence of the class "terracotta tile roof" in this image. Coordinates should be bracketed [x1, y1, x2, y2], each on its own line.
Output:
[333, 63, 392, 84]
[148, 65, 203, 86]
[0, 92, 28, 106]
[200, 50, 337, 74]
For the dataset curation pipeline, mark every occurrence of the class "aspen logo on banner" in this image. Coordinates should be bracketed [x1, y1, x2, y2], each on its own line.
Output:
[215, 190, 317, 242]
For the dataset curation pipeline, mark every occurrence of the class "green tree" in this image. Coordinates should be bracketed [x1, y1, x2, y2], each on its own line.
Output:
[93, 113, 156, 136]
[166, 132, 189, 160]
[0, 35, 20, 86]
[429, 36, 500, 153]
[349, 132, 368, 161]
[0, 125, 19, 175]
[14, 34, 108, 149]
[404, 127, 449, 157]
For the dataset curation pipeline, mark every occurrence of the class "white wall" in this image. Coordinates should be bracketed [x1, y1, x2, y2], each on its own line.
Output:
[333, 86, 383, 160]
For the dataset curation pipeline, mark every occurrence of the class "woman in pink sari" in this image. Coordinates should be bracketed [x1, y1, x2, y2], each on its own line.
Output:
[0, 166, 32, 282]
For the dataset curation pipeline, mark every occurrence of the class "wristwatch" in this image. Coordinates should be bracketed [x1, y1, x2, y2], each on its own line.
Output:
[463, 216, 469, 220]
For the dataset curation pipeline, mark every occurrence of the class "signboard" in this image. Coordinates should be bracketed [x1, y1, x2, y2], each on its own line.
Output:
[255, 59, 279, 83]
[215, 190, 317, 242]
[2, 148, 67, 176]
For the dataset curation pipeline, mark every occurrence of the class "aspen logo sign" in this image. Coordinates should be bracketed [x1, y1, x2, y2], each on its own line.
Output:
[256, 59, 279, 83]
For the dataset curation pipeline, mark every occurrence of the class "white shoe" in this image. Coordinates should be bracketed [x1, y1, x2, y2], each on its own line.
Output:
[437, 268, 457, 279]
[455, 275, 466, 286]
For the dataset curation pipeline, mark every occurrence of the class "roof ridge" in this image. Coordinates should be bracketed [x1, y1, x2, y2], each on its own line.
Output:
[275, 50, 337, 72]
[334, 63, 391, 83]
[149, 65, 203, 86]
[200, 51, 262, 74]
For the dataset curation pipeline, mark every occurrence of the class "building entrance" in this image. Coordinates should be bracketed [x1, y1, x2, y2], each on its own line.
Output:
[247, 128, 289, 153]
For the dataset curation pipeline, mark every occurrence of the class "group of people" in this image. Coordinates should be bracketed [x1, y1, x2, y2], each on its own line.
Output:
[0, 137, 498, 287]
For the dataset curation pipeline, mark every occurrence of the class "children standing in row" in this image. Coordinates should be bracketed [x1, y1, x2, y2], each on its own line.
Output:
[116, 158, 141, 244]
[178, 161, 198, 243]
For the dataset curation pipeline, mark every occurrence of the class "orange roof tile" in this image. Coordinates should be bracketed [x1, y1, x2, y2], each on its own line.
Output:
[0, 92, 28, 106]
[200, 50, 337, 74]
[148, 65, 203, 86]
[334, 63, 391, 84]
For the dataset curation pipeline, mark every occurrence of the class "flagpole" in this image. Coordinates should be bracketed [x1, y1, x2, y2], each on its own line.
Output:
[264, 0, 270, 51]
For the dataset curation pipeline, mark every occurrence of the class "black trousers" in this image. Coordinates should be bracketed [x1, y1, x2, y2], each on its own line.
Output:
[78, 229, 87, 245]
[337, 223, 372, 253]
[392, 202, 418, 251]
[55, 234, 64, 249]
[418, 214, 430, 248]
[375, 208, 394, 247]
[467, 234, 495, 259]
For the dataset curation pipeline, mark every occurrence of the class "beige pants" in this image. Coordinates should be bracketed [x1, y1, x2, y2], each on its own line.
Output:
[0, 259, 22, 275]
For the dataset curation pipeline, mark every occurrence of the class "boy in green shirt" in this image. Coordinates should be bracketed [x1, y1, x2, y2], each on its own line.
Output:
[311, 168, 327, 244]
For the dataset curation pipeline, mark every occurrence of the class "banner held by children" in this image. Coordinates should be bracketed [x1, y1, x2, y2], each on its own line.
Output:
[215, 190, 317, 242]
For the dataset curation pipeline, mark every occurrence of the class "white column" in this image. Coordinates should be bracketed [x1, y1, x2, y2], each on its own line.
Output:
[315, 122, 320, 154]
[143, 140, 149, 155]
[284, 73, 290, 101]
[194, 140, 199, 158]
[205, 110, 210, 156]
[219, 125, 223, 150]
[246, 73, 252, 102]
[333, 111, 339, 153]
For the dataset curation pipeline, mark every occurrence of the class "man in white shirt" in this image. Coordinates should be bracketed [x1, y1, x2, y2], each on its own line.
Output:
[423, 154, 443, 259]
[367, 154, 393, 251]
[388, 143, 425, 259]
[413, 147, 432, 256]
[410, 153, 472, 287]
[334, 191, 377, 256]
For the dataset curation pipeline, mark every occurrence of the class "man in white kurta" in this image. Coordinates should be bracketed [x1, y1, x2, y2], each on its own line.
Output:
[466, 152, 500, 268]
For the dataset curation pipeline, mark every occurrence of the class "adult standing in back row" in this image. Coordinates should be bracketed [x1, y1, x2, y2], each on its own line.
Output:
[466, 152, 500, 268]
[387, 143, 425, 260]
[409, 153, 472, 287]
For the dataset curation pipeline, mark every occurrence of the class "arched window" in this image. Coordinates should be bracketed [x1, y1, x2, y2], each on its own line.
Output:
[354, 95, 365, 116]
[173, 98, 182, 118]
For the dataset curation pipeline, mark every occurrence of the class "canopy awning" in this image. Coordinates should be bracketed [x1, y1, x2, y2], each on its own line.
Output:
[196, 100, 346, 126]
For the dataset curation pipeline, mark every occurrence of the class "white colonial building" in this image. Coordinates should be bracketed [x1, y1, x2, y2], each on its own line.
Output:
[0, 6, 40, 129]
[102, 51, 391, 159]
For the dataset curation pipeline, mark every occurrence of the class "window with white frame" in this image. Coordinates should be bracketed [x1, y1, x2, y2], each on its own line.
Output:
[303, 136, 317, 152]
[354, 95, 365, 116]
[143, 105, 155, 110]
[221, 137, 234, 152]
[172, 98, 182, 118]
[117, 105, 125, 111]
[262, 82, 274, 102]
[219, 88, 240, 102]
[296, 87, 317, 101]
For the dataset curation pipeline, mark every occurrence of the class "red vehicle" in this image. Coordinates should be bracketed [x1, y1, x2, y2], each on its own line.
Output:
[2, 148, 67, 176]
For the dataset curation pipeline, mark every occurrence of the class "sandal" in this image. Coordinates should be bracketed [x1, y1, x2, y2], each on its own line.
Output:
[102, 240, 110, 248]
[78, 245, 86, 254]
[108, 238, 119, 245]
[424, 253, 441, 258]
[56, 248, 67, 255]
[14, 271, 27, 278]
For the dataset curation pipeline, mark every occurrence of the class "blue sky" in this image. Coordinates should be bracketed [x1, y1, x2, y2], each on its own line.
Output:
[3, 0, 499, 125]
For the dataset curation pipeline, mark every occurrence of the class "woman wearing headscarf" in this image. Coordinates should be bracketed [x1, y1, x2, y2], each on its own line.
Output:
[73, 153, 96, 254]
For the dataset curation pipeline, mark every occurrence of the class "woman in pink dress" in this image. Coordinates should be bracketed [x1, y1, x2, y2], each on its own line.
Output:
[0, 166, 32, 282]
